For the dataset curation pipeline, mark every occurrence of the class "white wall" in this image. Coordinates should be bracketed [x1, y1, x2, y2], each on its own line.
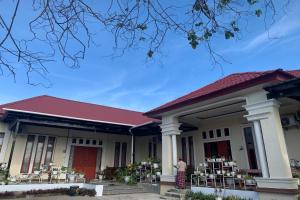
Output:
[180, 115, 250, 169]
[135, 135, 162, 162]
[8, 124, 133, 176]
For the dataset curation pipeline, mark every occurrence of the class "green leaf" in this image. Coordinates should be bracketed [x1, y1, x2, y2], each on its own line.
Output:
[255, 9, 262, 17]
[147, 50, 154, 58]
[137, 24, 147, 30]
[247, 0, 258, 5]
[224, 31, 234, 39]
[195, 22, 203, 27]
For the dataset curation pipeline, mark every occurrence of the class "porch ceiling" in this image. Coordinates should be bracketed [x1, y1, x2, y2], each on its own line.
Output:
[178, 100, 247, 125]
[4, 111, 131, 135]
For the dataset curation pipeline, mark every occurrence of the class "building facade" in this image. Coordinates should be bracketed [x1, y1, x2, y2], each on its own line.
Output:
[0, 69, 300, 199]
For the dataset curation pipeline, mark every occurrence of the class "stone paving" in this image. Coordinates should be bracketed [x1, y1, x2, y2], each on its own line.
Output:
[16, 193, 166, 200]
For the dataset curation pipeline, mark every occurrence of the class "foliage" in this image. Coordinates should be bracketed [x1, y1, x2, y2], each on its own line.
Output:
[20, 188, 96, 197]
[243, 175, 253, 180]
[185, 191, 252, 200]
[185, 191, 216, 200]
[0, 0, 290, 84]
[186, 165, 195, 182]
[77, 188, 96, 196]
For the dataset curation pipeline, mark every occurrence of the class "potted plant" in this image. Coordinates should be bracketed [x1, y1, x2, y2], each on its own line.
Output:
[68, 169, 76, 182]
[97, 171, 104, 181]
[244, 175, 255, 185]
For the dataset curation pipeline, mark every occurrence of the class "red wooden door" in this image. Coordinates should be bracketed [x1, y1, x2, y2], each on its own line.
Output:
[73, 146, 97, 180]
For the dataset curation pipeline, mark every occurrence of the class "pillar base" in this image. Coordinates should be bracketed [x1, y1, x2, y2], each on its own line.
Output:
[255, 178, 299, 199]
[160, 175, 176, 195]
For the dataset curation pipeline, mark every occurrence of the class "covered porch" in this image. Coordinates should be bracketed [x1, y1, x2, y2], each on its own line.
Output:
[152, 88, 300, 199]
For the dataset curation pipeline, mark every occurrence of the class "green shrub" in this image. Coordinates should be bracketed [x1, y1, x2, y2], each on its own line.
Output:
[185, 191, 251, 200]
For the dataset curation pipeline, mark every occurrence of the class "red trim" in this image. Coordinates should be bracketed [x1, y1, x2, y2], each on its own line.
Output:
[145, 71, 295, 116]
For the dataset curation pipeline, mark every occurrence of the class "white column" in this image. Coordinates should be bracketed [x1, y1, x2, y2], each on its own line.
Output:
[0, 126, 12, 163]
[160, 116, 181, 182]
[171, 134, 178, 176]
[244, 98, 298, 191]
[130, 134, 134, 164]
[63, 137, 72, 167]
[253, 120, 269, 178]
[161, 134, 173, 176]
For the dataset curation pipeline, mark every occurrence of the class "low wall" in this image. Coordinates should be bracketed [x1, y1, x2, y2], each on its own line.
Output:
[0, 183, 103, 197]
[191, 186, 259, 199]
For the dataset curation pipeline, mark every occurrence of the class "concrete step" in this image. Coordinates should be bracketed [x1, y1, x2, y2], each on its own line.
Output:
[164, 189, 187, 200]
[103, 183, 159, 195]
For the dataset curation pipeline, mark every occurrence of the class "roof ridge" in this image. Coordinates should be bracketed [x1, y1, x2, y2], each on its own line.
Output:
[36, 95, 144, 114]
[0, 95, 46, 108]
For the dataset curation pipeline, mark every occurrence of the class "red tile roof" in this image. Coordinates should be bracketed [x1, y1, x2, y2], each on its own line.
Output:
[145, 69, 300, 116]
[0, 95, 155, 126]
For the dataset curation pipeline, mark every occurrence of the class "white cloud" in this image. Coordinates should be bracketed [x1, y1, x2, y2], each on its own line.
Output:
[222, 1, 300, 53]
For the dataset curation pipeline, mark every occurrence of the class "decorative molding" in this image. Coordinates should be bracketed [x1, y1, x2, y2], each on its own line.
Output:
[243, 99, 280, 121]
[160, 116, 181, 136]
[255, 177, 299, 190]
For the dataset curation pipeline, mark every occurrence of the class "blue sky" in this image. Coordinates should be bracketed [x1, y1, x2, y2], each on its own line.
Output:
[0, 1, 300, 112]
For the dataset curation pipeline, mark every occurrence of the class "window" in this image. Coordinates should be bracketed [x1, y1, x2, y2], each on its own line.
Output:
[209, 130, 214, 138]
[86, 140, 90, 145]
[98, 140, 102, 146]
[92, 140, 97, 145]
[21, 135, 35, 173]
[32, 136, 46, 171]
[188, 136, 194, 166]
[148, 137, 157, 159]
[121, 143, 127, 167]
[202, 131, 207, 139]
[181, 137, 187, 162]
[148, 142, 152, 158]
[0, 133, 4, 152]
[79, 139, 83, 144]
[114, 142, 120, 167]
[72, 138, 76, 144]
[204, 140, 232, 159]
[44, 137, 55, 166]
[216, 129, 222, 137]
[224, 128, 230, 136]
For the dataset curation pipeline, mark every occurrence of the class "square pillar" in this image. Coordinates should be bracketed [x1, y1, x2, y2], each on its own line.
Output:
[244, 99, 299, 198]
[159, 116, 181, 194]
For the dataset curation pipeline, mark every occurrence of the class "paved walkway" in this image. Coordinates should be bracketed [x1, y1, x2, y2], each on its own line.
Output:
[17, 193, 165, 200]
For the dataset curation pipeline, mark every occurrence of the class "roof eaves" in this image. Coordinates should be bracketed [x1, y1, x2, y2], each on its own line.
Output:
[2, 108, 137, 127]
[144, 69, 294, 117]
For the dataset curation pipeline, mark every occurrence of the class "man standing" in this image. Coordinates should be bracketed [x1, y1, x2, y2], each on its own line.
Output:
[175, 158, 187, 189]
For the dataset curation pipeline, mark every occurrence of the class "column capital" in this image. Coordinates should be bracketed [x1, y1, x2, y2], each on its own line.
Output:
[243, 99, 280, 121]
[160, 116, 181, 136]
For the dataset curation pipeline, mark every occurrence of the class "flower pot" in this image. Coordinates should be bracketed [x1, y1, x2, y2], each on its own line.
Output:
[34, 171, 40, 175]
[237, 174, 242, 179]
[217, 170, 221, 175]
[79, 174, 84, 179]
[209, 174, 214, 179]
[156, 172, 161, 176]
[153, 163, 159, 169]
[10, 177, 16, 182]
[124, 176, 130, 183]
[68, 174, 76, 182]
[245, 179, 255, 185]
[52, 171, 58, 175]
